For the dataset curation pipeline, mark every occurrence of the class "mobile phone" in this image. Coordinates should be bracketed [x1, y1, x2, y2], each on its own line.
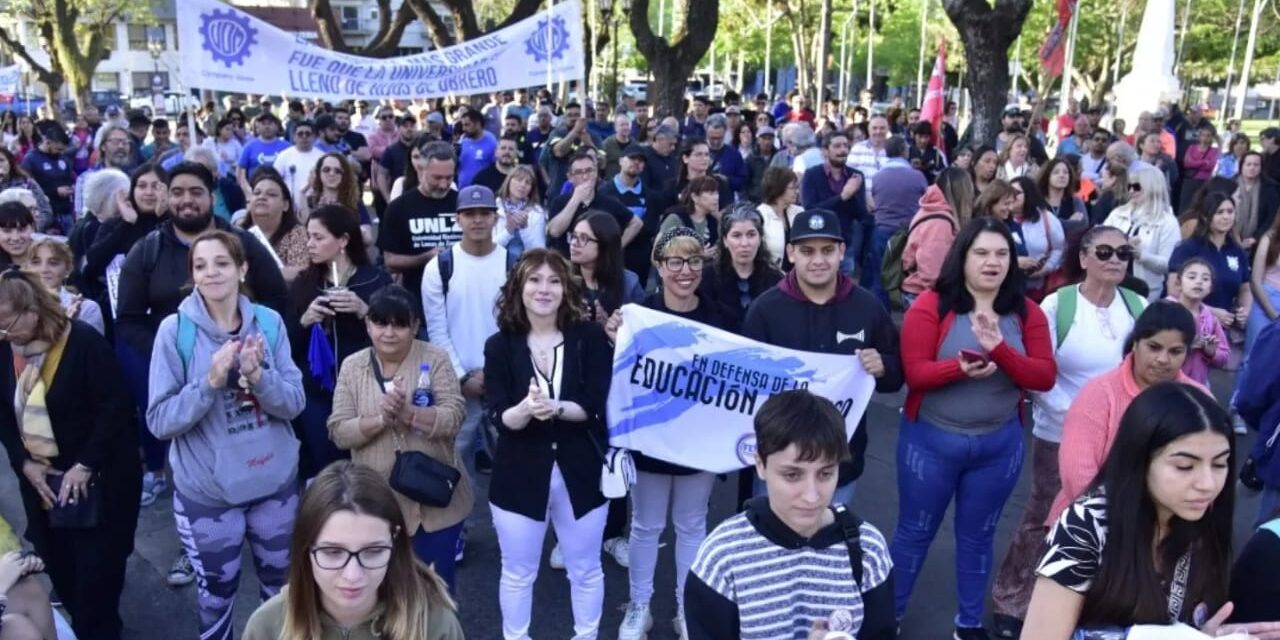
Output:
[959, 348, 989, 365]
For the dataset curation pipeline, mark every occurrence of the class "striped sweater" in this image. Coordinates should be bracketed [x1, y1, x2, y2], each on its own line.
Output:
[686, 497, 896, 640]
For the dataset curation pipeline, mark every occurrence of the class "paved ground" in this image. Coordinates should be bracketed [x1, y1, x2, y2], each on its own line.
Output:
[0, 371, 1264, 639]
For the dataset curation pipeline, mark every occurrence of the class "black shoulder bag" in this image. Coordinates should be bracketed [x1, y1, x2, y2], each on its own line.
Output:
[371, 352, 459, 508]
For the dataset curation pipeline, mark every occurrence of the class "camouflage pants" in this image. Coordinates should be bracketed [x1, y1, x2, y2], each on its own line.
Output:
[173, 483, 298, 640]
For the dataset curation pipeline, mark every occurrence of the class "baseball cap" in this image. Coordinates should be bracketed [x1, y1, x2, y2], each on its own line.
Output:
[1002, 104, 1021, 117]
[788, 209, 843, 243]
[622, 143, 646, 158]
[426, 112, 445, 124]
[104, 105, 122, 118]
[757, 126, 777, 138]
[457, 185, 497, 211]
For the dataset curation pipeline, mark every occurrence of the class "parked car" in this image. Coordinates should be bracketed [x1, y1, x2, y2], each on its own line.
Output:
[623, 80, 648, 101]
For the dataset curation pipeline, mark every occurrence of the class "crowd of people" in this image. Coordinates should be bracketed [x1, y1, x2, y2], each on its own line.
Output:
[0, 85, 1273, 640]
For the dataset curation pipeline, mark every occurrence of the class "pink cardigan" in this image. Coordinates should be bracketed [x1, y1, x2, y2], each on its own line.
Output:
[1183, 145, 1219, 181]
[1047, 354, 1207, 525]
[1180, 302, 1229, 385]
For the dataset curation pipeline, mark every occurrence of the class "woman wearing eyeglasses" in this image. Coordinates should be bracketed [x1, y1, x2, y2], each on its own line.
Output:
[989, 225, 1146, 639]
[243, 461, 463, 640]
[0, 268, 139, 640]
[605, 227, 738, 640]
[1102, 166, 1181, 300]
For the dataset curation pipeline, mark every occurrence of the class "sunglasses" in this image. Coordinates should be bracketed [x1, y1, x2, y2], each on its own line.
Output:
[1127, 183, 1142, 192]
[1091, 244, 1135, 262]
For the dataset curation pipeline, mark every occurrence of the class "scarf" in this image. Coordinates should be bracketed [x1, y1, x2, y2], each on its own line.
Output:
[13, 327, 69, 464]
[1235, 182, 1261, 240]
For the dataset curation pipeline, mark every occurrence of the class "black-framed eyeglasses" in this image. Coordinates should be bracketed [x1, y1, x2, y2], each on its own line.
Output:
[310, 545, 393, 571]
[1091, 244, 1135, 262]
[661, 256, 705, 272]
[1127, 182, 1142, 193]
[568, 232, 598, 247]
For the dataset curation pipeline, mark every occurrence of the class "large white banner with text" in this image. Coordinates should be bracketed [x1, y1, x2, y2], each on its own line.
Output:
[607, 305, 876, 474]
[177, 0, 584, 99]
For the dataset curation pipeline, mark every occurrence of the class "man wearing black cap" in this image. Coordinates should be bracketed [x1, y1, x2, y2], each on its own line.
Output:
[996, 105, 1048, 164]
[605, 143, 666, 282]
[20, 121, 73, 233]
[742, 208, 903, 506]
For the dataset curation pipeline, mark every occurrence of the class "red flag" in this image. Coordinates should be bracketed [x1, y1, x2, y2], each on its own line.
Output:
[918, 40, 947, 144]
[1038, 0, 1077, 78]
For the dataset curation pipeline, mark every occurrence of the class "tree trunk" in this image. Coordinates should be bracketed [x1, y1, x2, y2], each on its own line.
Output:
[943, 0, 1033, 146]
[630, 0, 719, 118]
[815, 0, 832, 105]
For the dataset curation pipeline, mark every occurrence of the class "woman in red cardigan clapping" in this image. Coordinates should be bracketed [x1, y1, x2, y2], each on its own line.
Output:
[892, 217, 1057, 640]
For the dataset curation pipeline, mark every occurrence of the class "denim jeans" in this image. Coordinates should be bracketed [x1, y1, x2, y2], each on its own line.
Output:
[842, 216, 867, 278]
[890, 413, 1025, 628]
[862, 224, 898, 309]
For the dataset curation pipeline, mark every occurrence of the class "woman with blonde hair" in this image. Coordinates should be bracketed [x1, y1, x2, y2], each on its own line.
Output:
[27, 237, 104, 335]
[495, 164, 547, 261]
[1102, 165, 1181, 300]
[996, 134, 1038, 181]
[243, 460, 463, 640]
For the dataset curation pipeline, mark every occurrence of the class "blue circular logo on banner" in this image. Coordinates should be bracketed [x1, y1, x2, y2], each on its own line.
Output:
[199, 9, 258, 67]
[736, 434, 758, 467]
[524, 16, 571, 63]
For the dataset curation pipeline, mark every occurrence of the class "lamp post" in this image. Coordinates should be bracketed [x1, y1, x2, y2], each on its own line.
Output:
[598, 0, 631, 106]
[147, 27, 164, 116]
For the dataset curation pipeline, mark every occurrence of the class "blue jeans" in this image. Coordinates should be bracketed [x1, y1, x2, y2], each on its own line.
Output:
[842, 216, 867, 277]
[862, 224, 897, 309]
[890, 414, 1025, 628]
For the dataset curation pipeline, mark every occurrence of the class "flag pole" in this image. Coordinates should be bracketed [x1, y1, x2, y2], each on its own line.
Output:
[1059, 0, 1080, 114]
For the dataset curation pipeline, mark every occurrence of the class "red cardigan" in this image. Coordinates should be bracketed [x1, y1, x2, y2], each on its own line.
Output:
[902, 289, 1058, 420]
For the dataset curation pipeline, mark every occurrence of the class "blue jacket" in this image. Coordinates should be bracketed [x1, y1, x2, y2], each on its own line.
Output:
[1235, 320, 1280, 488]
[800, 164, 869, 234]
[710, 144, 747, 195]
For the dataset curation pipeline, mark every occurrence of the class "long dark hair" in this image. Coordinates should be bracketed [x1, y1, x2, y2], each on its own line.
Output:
[242, 168, 299, 246]
[1080, 382, 1234, 627]
[0, 147, 27, 182]
[1011, 176, 1050, 223]
[288, 205, 369, 313]
[574, 212, 627, 314]
[1190, 191, 1236, 243]
[933, 217, 1027, 319]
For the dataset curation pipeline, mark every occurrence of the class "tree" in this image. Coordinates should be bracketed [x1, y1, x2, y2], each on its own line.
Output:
[943, 0, 1033, 146]
[0, 0, 159, 112]
[630, 0, 719, 117]
[310, 0, 419, 57]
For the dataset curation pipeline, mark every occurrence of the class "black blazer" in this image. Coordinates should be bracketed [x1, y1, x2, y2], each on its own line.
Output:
[0, 321, 140, 526]
[483, 321, 612, 521]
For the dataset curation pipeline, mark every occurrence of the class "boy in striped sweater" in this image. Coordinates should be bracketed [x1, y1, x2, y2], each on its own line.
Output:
[686, 390, 897, 640]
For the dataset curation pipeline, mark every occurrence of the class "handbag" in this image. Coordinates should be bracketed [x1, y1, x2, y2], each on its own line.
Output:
[387, 428, 460, 508]
[45, 472, 101, 529]
[587, 429, 635, 499]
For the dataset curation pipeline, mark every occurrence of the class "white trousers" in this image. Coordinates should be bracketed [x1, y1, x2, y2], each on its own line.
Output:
[491, 464, 609, 640]
[627, 470, 716, 610]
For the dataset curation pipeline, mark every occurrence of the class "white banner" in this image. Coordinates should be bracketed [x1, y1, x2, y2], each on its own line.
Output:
[607, 305, 876, 474]
[177, 0, 584, 100]
[0, 65, 19, 96]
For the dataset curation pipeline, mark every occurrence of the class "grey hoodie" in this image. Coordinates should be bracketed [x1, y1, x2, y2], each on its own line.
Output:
[147, 292, 305, 506]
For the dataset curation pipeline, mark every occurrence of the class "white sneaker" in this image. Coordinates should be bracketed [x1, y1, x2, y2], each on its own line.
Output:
[617, 601, 653, 640]
[548, 543, 565, 570]
[603, 536, 630, 568]
[674, 611, 688, 639]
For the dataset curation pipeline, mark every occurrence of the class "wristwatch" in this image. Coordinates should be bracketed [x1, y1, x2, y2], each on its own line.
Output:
[555, 402, 565, 418]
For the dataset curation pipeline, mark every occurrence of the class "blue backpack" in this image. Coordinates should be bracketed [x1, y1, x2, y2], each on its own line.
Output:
[175, 305, 280, 374]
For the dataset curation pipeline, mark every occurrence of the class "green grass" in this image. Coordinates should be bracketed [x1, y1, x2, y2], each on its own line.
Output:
[1242, 119, 1278, 138]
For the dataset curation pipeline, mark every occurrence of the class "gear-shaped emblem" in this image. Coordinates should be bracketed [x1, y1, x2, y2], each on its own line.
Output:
[524, 15, 571, 63]
[199, 8, 258, 68]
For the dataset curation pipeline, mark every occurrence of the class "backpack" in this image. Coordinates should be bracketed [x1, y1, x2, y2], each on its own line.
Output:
[882, 213, 955, 310]
[1054, 285, 1145, 349]
[437, 245, 521, 298]
[176, 304, 280, 374]
[832, 503, 865, 588]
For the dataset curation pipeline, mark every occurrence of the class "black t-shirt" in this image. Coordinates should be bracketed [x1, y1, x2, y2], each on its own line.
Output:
[343, 130, 370, 177]
[376, 189, 460, 297]
[473, 164, 547, 198]
[547, 191, 635, 256]
[379, 140, 412, 184]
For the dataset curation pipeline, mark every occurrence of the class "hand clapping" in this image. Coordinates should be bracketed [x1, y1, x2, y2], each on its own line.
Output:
[207, 340, 240, 389]
[971, 311, 1004, 352]
[237, 335, 266, 387]
[526, 377, 556, 421]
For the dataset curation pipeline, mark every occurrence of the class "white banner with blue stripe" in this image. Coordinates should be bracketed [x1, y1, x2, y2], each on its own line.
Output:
[607, 304, 876, 474]
[178, 0, 584, 100]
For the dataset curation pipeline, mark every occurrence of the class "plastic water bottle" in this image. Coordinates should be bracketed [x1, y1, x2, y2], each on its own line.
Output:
[412, 363, 433, 408]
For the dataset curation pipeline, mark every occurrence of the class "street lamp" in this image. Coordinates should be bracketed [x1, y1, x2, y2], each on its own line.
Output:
[147, 27, 165, 115]
[598, 0, 631, 106]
